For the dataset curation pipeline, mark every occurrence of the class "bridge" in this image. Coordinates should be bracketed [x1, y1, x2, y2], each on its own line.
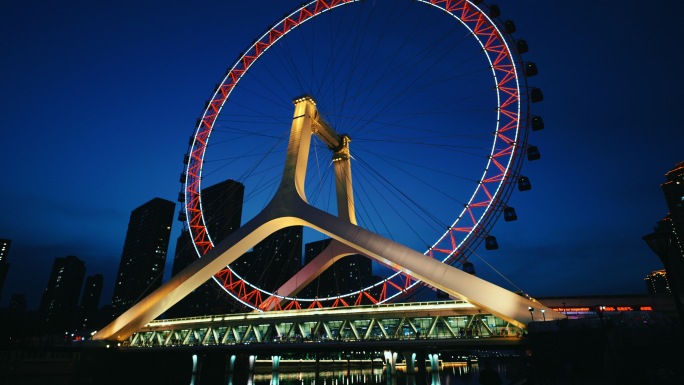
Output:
[125, 300, 525, 348]
[93, 96, 563, 344]
[116, 299, 530, 376]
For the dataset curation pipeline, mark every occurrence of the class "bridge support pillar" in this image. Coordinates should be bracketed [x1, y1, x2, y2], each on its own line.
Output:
[249, 355, 256, 373]
[272, 355, 281, 372]
[402, 352, 416, 374]
[227, 354, 236, 373]
[191, 354, 200, 377]
[384, 350, 398, 376]
[428, 353, 440, 372]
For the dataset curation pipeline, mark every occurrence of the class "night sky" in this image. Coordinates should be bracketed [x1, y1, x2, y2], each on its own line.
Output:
[1, 0, 682, 311]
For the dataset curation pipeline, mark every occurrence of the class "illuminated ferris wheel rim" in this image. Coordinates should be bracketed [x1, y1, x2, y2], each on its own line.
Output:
[182, 0, 527, 309]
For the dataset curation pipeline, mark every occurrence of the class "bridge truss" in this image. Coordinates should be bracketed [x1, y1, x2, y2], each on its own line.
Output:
[127, 301, 523, 348]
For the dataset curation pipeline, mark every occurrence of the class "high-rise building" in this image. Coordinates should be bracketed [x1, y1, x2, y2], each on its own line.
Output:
[80, 274, 103, 311]
[300, 238, 372, 299]
[644, 161, 684, 322]
[9, 293, 27, 312]
[111, 197, 175, 315]
[168, 180, 244, 317]
[233, 226, 303, 294]
[661, 162, 684, 318]
[662, 161, 684, 259]
[39, 255, 86, 331]
[0, 238, 11, 301]
[644, 269, 670, 294]
[78, 273, 103, 330]
[0, 238, 10, 262]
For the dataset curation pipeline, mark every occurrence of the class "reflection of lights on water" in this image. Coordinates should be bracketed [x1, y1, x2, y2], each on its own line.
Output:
[189, 354, 198, 385]
[252, 368, 388, 384]
[244, 364, 485, 385]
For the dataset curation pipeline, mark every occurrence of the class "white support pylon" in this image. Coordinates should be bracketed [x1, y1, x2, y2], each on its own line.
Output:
[93, 96, 562, 342]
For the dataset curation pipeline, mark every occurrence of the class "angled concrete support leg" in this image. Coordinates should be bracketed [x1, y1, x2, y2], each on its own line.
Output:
[93, 96, 563, 343]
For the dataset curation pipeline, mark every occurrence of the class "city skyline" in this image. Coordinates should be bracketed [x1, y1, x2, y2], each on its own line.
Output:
[1, 0, 682, 310]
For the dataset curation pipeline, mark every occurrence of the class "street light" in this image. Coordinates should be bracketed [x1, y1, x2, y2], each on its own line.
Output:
[541, 309, 546, 321]
[528, 306, 534, 321]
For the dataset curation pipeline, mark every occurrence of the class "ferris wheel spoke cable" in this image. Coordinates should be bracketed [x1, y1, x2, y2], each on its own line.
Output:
[334, 3, 399, 135]
[338, 10, 471, 139]
[347, 169, 414, 284]
[306, 142, 336, 211]
[351, 55, 483, 143]
[346, 169, 394, 240]
[468, 246, 526, 295]
[325, 3, 374, 127]
[353, 157, 443, 241]
[362, 177, 433, 252]
[283, 2, 400, 135]
[354, 135, 491, 154]
[351, 3, 442, 124]
[352, 130, 486, 189]
[273, 33, 310, 95]
[357, 146, 476, 205]
[324, 115, 493, 146]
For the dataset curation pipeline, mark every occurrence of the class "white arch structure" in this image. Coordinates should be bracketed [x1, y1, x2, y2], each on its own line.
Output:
[93, 96, 562, 342]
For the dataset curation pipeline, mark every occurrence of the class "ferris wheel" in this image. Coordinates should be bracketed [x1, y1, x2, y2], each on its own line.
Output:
[179, 0, 543, 311]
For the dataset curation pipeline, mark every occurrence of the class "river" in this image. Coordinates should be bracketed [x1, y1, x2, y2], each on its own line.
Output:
[190, 359, 525, 385]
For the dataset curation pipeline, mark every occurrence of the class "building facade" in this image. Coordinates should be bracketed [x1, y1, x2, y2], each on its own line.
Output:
[300, 238, 372, 299]
[232, 226, 303, 294]
[644, 269, 670, 295]
[168, 180, 244, 317]
[0, 238, 11, 301]
[111, 197, 175, 315]
[78, 273, 103, 330]
[39, 255, 86, 331]
[644, 161, 684, 322]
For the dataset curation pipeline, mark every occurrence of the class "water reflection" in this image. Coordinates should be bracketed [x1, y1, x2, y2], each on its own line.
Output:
[253, 368, 385, 385]
[219, 363, 489, 385]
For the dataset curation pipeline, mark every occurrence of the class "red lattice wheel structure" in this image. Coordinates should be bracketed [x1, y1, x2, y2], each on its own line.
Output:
[180, 0, 538, 311]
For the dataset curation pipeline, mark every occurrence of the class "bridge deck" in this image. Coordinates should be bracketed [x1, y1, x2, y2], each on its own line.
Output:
[126, 301, 526, 348]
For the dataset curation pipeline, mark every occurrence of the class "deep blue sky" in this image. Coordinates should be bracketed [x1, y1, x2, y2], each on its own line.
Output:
[1, 0, 682, 310]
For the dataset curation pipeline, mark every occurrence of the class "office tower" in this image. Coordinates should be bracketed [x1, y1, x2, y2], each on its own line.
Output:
[0, 238, 10, 301]
[0, 238, 10, 262]
[661, 162, 684, 259]
[78, 274, 103, 330]
[9, 293, 26, 312]
[661, 162, 684, 315]
[168, 180, 244, 317]
[39, 255, 86, 331]
[645, 269, 670, 294]
[233, 226, 303, 294]
[644, 161, 684, 322]
[111, 197, 175, 314]
[300, 238, 372, 298]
